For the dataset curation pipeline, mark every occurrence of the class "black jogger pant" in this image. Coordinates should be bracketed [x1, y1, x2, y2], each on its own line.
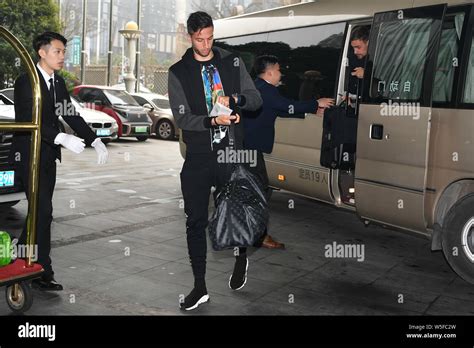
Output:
[180, 152, 246, 283]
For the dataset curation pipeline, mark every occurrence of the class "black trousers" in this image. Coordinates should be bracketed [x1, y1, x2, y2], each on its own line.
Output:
[247, 150, 270, 245]
[18, 159, 56, 279]
[180, 152, 246, 282]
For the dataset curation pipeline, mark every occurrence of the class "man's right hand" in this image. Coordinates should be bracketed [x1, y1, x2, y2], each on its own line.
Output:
[317, 98, 335, 109]
[54, 133, 85, 154]
[213, 114, 241, 126]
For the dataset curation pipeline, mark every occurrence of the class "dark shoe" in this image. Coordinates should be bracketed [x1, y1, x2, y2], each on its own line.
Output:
[229, 256, 248, 290]
[32, 278, 63, 291]
[261, 235, 285, 249]
[180, 287, 209, 311]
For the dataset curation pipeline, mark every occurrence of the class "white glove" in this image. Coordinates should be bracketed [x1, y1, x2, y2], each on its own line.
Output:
[54, 133, 85, 154]
[91, 138, 108, 165]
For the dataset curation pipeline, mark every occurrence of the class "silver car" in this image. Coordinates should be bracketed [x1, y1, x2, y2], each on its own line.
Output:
[131, 92, 178, 140]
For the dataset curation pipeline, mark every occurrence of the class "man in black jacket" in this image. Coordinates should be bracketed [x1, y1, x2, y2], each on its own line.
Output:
[12, 32, 108, 291]
[168, 12, 262, 310]
[244, 55, 334, 248]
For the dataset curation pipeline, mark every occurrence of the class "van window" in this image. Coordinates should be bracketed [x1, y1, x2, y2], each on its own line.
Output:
[267, 23, 345, 100]
[216, 22, 345, 101]
[463, 28, 474, 103]
[215, 33, 269, 73]
[433, 13, 465, 103]
[370, 18, 442, 102]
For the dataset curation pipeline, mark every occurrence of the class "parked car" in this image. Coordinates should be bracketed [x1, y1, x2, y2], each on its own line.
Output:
[59, 97, 119, 144]
[0, 94, 24, 207]
[130, 92, 178, 140]
[73, 85, 152, 141]
[0, 88, 14, 102]
[1, 88, 119, 145]
[112, 83, 153, 94]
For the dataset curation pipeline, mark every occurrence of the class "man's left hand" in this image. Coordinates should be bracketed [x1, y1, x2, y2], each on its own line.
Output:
[217, 95, 238, 108]
[91, 138, 108, 165]
[351, 67, 364, 79]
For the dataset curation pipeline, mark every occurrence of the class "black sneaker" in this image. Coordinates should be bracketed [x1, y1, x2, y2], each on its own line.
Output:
[229, 256, 248, 290]
[179, 287, 209, 311]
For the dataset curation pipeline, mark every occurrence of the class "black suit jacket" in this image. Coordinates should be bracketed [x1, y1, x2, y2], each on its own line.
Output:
[11, 67, 96, 167]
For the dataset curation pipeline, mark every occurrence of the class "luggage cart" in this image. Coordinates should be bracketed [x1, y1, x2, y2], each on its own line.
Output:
[0, 26, 44, 313]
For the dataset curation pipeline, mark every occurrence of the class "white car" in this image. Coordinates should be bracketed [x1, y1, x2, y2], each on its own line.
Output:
[0, 94, 14, 119]
[111, 83, 153, 94]
[60, 98, 119, 144]
[0, 88, 118, 144]
[0, 94, 24, 207]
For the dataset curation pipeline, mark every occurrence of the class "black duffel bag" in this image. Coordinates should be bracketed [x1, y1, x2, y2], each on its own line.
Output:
[208, 122, 268, 251]
[320, 103, 358, 170]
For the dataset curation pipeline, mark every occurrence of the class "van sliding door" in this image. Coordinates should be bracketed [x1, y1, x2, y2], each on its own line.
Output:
[355, 4, 446, 233]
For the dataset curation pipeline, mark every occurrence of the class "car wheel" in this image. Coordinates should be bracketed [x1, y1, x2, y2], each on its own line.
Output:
[136, 136, 148, 142]
[442, 194, 474, 284]
[156, 119, 175, 140]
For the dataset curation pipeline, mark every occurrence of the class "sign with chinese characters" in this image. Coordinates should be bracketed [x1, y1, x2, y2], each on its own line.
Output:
[298, 169, 328, 184]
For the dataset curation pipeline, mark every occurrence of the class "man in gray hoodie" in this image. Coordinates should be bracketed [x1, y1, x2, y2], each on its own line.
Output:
[168, 11, 262, 311]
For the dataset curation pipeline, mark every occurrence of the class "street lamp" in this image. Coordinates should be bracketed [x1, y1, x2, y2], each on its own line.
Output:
[119, 21, 142, 93]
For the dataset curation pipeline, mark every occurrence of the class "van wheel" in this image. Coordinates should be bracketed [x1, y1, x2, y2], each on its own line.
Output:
[442, 194, 474, 284]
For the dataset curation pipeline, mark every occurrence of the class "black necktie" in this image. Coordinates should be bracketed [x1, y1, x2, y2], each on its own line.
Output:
[48, 77, 55, 104]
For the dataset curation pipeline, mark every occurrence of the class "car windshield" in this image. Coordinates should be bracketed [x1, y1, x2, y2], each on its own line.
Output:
[0, 94, 13, 105]
[152, 98, 170, 109]
[104, 90, 139, 106]
[0, 89, 14, 101]
[70, 97, 84, 110]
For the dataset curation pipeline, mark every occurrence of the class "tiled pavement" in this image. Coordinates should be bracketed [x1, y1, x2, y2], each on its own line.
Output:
[1, 138, 473, 315]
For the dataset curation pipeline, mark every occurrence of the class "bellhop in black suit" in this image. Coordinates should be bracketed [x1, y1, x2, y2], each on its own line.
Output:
[11, 32, 108, 290]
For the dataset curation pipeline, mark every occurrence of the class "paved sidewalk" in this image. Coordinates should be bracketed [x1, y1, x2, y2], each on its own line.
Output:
[1, 139, 473, 315]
